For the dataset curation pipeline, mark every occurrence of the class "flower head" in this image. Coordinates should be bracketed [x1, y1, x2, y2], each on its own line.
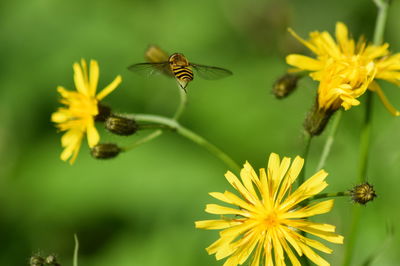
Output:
[51, 59, 122, 164]
[196, 153, 343, 266]
[286, 22, 400, 114]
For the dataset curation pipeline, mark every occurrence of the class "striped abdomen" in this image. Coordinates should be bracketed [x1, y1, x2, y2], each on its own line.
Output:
[171, 65, 194, 82]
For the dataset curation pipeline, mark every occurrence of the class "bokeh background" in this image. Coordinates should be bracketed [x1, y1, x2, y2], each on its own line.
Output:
[1, 0, 400, 265]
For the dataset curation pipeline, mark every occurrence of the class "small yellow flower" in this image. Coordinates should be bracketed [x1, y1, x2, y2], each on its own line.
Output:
[51, 59, 122, 164]
[286, 22, 400, 114]
[196, 153, 343, 266]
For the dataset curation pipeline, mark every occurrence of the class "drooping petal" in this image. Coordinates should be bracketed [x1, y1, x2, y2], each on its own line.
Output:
[86, 122, 100, 148]
[369, 81, 400, 116]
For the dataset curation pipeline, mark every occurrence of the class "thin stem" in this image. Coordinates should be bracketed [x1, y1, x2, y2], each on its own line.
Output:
[173, 86, 187, 120]
[73, 234, 79, 266]
[309, 191, 350, 201]
[298, 132, 312, 186]
[316, 110, 343, 171]
[123, 130, 163, 151]
[343, 1, 389, 265]
[131, 114, 241, 173]
[358, 92, 374, 183]
[138, 124, 171, 130]
[373, 0, 389, 45]
[124, 84, 187, 149]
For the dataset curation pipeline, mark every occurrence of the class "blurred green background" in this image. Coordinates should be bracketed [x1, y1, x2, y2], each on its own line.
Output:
[1, 0, 400, 265]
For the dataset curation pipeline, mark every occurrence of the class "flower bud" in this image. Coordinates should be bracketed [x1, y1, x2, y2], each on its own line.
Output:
[105, 115, 138, 136]
[91, 143, 121, 159]
[95, 104, 112, 122]
[272, 73, 300, 99]
[45, 255, 60, 265]
[303, 101, 335, 136]
[30, 255, 45, 266]
[350, 182, 377, 205]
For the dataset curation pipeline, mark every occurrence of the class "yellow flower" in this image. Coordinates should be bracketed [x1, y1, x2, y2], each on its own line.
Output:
[286, 22, 400, 114]
[196, 153, 343, 266]
[51, 59, 122, 164]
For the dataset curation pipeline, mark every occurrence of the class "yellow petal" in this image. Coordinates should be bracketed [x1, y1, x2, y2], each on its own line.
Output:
[288, 28, 317, 54]
[297, 225, 344, 244]
[278, 232, 301, 266]
[224, 171, 258, 205]
[276, 156, 304, 203]
[298, 242, 330, 266]
[289, 220, 337, 233]
[51, 111, 68, 123]
[283, 200, 334, 218]
[73, 62, 89, 95]
[86, 122, 100, 147]
[280, 170, 328, 211]
[240, 162, 260, 200]
[89, 60, 99, 96]
[195, 219, 242, 230]
[300, 235, 333, 254]
[205, 204, 250, 217]
[206, 235, 236, 255]
[210, 191, 258, 213]
[369, 81, 400, 116]
[96, 75, 122, 100]
[335, 22, 354, 55]
[286, 54, 323, 71]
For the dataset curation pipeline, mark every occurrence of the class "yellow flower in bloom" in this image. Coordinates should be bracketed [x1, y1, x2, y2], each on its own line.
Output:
[196, 153, 343, 266]
[286, 22, 400, 114]
[51, 59, 122, 164]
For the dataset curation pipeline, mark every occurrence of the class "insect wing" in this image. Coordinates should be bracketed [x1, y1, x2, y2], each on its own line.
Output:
[127, 62, 172, 77]
[191, 63, 232, 80]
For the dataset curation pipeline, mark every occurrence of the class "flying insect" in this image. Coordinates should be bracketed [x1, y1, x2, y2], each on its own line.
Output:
[128, 46, 232, 91]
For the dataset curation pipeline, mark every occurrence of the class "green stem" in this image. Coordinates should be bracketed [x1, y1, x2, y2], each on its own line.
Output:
[73, 234, 79, 266]
[123, 130, 163, 151]
[358, 92, 374, 183]
[343, 2, 388, 265]
[298, 132, 312, 186]
[309, 191, 350, 201]
[316, 110, 343, 171]
[173, 86, 187, 120]
[131, 114, 241, 173]
[373, 0, 389, 45]
[124, 84, 188, 150]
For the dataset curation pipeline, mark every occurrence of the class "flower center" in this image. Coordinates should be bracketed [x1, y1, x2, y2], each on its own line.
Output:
[264, 211, 280, 228]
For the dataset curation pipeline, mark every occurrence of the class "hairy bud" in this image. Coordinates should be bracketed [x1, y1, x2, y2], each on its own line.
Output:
[91, 143, 121, 159]
[30, 255, 45, 266]
[272, 73, 300, 99]
[303, 101, 335, 136]
[105, 115, 138, 136]
[350, 182, 377, 205]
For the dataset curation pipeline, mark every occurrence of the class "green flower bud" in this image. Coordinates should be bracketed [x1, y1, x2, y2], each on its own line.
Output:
[105, 115, 138, 136]
[91, 143, 121, 159]
[303, 101, 335, 136]
[350, 182, 377, 205]
[30, 255, 45, 266]
[272, 73, 300, 99]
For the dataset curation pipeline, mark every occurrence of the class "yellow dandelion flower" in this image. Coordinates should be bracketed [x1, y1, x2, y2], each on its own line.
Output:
[286, 22, 400, 114]
[51, 59, 122, 164]
[196, 153, 343, 266]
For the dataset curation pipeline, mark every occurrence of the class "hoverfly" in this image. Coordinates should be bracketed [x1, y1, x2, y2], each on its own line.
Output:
[128, 45, 233, 91]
